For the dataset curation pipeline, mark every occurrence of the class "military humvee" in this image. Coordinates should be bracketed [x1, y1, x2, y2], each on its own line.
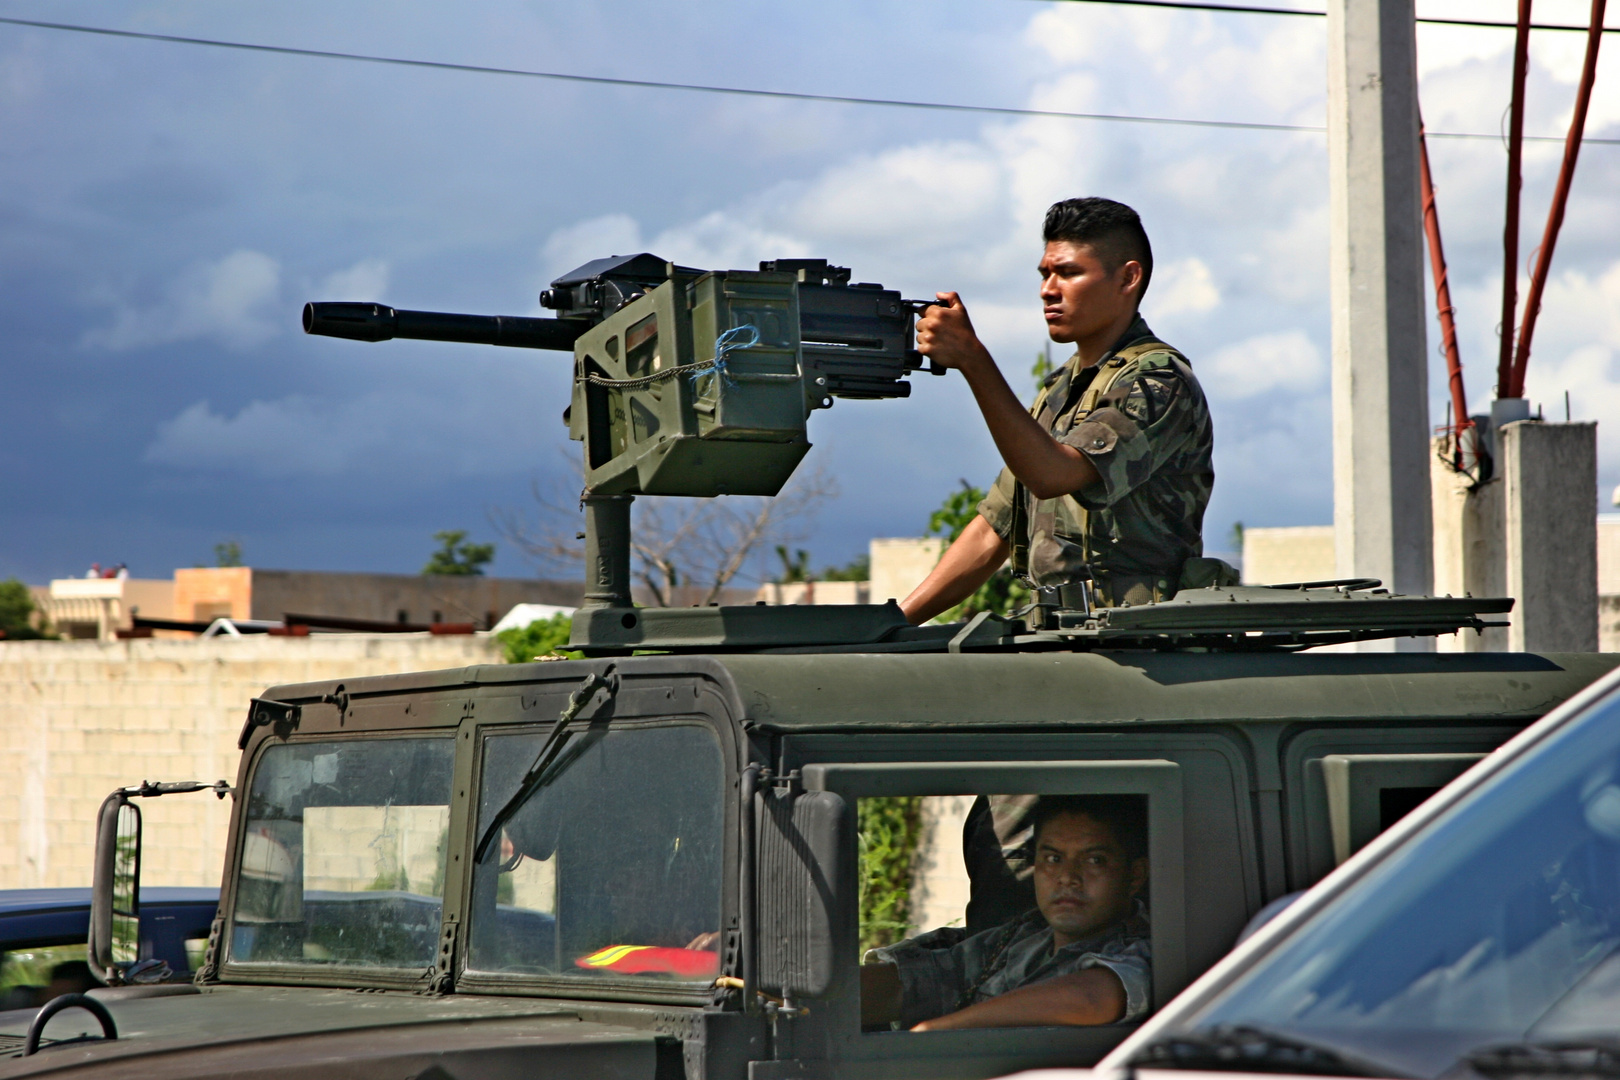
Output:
[6, 637, 1614, 1078]
[4, 255, 1612, 1078]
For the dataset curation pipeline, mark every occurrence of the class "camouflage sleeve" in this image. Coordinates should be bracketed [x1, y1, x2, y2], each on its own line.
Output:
[1064, 357, 1200, 510]
[1078, 936, 1154, 1023]
[866, 931, 970, 1028]
[976, 466, 1018, 540]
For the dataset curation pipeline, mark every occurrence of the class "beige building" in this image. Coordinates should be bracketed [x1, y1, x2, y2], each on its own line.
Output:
[1238, 527, 1336, 588]
[0, 633, 500, 891]
[39, 567, 584, 640]
[44, 577, 176, 641]
[1242, 517, 1620, 652]
[754, 537, 946, 610]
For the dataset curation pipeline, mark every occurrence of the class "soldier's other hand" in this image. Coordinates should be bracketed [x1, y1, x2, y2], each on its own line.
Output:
[916, 292, 991, 373]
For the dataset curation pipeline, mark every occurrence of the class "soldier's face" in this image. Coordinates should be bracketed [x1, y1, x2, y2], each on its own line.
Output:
[1038, 241, 1143, 345]
[1032, 812, 1147, 947]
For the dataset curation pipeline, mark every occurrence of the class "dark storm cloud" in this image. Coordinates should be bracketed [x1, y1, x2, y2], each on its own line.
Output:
[1, 0, 1615, 586]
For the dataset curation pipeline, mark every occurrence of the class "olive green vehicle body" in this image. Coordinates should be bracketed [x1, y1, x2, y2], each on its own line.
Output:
[4, 647, 1616, 1080]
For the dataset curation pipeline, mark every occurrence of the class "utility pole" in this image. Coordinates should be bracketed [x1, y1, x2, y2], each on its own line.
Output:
[1327, 0, 1434, 642]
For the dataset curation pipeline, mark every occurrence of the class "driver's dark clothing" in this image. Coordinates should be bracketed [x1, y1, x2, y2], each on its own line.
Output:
[865, 907, 1152, 1028]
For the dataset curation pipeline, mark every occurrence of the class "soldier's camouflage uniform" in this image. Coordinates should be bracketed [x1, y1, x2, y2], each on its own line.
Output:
[867, 904, 1153, 1028]
[977, 314, 1217, 607]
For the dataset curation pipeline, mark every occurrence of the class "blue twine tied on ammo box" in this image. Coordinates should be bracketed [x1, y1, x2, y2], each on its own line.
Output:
[699, 323, 760, 387]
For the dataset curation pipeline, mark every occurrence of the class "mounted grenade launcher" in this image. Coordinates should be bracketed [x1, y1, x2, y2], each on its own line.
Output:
[307, 254, 1515, 655]
[304, 254, 943, 651]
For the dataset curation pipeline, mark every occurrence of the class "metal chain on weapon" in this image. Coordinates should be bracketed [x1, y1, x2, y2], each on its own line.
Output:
[581, 324, 760, 390]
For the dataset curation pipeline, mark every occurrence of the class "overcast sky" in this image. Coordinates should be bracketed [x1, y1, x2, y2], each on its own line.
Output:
[1, 0, 1616, 585]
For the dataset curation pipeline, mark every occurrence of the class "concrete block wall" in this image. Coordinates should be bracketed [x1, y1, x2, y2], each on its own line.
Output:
[0, 634, 500, 891]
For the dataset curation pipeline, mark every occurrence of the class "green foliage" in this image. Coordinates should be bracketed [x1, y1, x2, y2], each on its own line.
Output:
[0, 943, 85, 995]
[1032, 347, 1054, 392]
[858, 796, 923, 955]
[496, 613, 579, 663]
[214, 539, 243, 567]
[1230, 521, 1245, 554]
[422, 530, 495, 576]
[819, 553, 870, 582]
[946, 570, 1032, 623]
[773, 545, 811, 584]
[0, 578, 47, 640]
[925, 483, 1031, 622]
[927, 479, 985, 545]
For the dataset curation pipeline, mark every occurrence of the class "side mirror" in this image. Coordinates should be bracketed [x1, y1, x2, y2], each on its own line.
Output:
[89, 779, 232, 985]
[756, 787, 847, 1001]
[89, 793, 140, 983]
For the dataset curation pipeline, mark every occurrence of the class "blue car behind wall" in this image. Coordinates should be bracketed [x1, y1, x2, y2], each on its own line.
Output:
[0, 888, 218, 1009]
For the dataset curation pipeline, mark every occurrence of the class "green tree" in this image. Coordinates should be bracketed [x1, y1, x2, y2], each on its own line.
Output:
[0, 579, 49, 640]
[858, 795, 924, 955]
[1230, 521, 1245, 555]
[422, 530, 495, 576]
[496, 612, 579, 664]
[773, 545, 811, 584]
[1031, 346, 1054, 392]
[927, 479, 986, 544]
[925, 482, 1031, 622]
[819, 553, 870, 582]
[214, 539, 243, 567]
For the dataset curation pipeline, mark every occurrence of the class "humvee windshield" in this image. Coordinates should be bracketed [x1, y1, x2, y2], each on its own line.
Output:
[229, 737, 454, 969]
[467, 722, 724, 983]
[1186, 690, 1620, 1079]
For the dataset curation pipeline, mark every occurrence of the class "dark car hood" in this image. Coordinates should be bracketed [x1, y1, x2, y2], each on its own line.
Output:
[0, 985, 659, 1079]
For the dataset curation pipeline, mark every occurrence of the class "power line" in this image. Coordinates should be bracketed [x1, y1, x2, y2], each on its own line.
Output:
[1042, 0, 1620, 33]
[0, 14, 1615, 145]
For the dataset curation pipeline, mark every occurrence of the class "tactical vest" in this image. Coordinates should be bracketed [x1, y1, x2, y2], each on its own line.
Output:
[1007, 338, 1229, 608]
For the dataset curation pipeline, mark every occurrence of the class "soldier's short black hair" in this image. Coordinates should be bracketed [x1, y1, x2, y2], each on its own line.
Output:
[1029, 793, 1148, 862]
[1042, 197, 1154, 299]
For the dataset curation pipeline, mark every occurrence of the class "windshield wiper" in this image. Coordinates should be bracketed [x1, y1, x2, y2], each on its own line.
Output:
[1467, 1041, 1620, 1078]
[471, 666, 617, 865]
[1132, 1024, 1407, 1077]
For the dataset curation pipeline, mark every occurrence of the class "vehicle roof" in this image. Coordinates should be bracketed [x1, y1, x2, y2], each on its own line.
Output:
[259, 649, 1620, 730]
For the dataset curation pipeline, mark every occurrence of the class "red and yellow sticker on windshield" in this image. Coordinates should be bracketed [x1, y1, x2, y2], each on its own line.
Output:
[575, 945, 719, 978]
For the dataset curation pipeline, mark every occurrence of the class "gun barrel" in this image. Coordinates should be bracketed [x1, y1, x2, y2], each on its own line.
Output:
[303, 302, 583, 352]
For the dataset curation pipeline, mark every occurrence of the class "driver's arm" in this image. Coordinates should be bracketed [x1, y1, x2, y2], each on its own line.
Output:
[909, 966, 1126, 1031]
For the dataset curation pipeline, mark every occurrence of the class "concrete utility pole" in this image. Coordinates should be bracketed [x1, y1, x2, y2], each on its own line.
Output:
[1327, 0, 1434, 630]
[1502, 420, 1599, 651]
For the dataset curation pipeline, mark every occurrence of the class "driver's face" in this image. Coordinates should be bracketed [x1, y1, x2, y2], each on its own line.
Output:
[1032, 812, 1146, 947]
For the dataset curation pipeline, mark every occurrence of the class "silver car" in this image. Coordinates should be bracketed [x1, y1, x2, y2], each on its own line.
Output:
[1082, 664, 1620, 1080]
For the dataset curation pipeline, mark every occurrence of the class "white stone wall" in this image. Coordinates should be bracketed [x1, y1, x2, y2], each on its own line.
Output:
[906, 795, 974, 937]
[1239, 526, 1335, 586]
[870, 538, 945, 607]
[0, 634, 499, 890]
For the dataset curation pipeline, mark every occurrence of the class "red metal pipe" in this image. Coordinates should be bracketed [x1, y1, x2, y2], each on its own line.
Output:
[1496, 0, 1534, 398]
[1419, 122, 1471, 443]
[1508, 0, 1608, 399]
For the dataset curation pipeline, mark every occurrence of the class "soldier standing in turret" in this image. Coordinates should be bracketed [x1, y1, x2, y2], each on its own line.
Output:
[900, 197, 1217, 624]
[903, 197, 1220, 935]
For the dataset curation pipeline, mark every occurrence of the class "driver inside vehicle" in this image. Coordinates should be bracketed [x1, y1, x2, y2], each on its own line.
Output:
[861, 794, 1150, 1031]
